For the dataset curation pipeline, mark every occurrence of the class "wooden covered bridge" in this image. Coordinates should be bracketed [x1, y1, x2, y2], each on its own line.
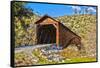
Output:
[35, 15, 82, 50]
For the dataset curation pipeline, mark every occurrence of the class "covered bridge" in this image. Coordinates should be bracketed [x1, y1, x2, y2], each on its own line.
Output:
[35, 15, 82, 50]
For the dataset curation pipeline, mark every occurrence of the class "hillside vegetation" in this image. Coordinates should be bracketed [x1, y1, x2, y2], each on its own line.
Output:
[56, 14, 96, 57]
[14, 14, 97, 66]
[12, 2, 40, 47]
[14, 14, 40, 47]
[14, 13, 97, 56]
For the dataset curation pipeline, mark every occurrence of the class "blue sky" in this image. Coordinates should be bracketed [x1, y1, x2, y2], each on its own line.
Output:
[25, 3, 97, 17]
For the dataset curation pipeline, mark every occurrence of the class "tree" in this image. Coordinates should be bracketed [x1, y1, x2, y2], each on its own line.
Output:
[72, 6, 81, 15]
[12, 2, 35, 47]
[12, 2, 33, 17]
[84, 7, 96, 15]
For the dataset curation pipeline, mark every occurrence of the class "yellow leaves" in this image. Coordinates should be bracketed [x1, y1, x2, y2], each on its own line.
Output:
[14, 15, 39, 46]
[25, 18, 31, 25]
[28, 29, 33, 34]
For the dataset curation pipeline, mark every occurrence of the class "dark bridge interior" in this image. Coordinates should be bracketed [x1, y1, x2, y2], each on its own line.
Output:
[37, 24, 56, 44]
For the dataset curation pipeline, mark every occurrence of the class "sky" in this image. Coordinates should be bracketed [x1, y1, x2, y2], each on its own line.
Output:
[25, 2, 97, 17]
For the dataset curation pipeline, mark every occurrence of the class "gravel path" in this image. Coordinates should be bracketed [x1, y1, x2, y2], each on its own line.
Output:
[15, 44, 53, 53]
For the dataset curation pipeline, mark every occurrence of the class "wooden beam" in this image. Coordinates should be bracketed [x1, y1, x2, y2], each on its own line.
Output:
[56, 23, 59, 47]
[39, 22, 56, 25]
[53, 24, 57, 29]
